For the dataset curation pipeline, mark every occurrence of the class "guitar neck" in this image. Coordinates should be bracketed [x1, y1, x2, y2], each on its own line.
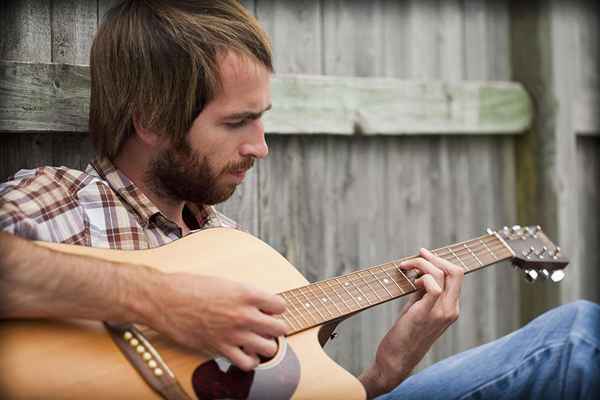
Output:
[278, 233, 514, 335]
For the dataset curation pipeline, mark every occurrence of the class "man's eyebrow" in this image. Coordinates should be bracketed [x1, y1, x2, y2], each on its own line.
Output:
[222, 104, 272, 120]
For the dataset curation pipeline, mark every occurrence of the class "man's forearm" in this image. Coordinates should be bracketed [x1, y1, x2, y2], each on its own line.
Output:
[0, 231, 156, 324]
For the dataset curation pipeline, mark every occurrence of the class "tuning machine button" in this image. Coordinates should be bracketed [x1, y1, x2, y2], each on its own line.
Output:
[550, 270, 565, 282]
[522, 246, 535, 259]
[551, 246, 561, 260]
[540, 269, 550, 280]
[536, 246, 548, 259]
[523, 269, 538, 283]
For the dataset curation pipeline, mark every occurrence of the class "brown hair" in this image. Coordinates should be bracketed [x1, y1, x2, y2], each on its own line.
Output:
[89, 0, 272, 160]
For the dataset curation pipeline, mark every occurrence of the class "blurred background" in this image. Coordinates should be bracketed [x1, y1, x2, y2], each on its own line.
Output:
[0, 0, 598, 375]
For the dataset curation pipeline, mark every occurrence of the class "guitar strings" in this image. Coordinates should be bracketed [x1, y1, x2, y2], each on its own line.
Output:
[280, 237, 512, 331]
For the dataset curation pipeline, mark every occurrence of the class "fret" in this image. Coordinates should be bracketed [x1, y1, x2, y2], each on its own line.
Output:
[367, 268, 394, 298]
[356, 271, 381, 303]
[361, 269, 389, 303]
[447, 246, 468, 270]
[335, 277, 362, 309]
[280, 312, 298, 330]
[358, 270, 385, 302]
[298, 287, 326, 322]
[464, 243, 483, 267]
[314, 282, 344, 317]
[280, 291, 309, 328]
[305, 284, 337, 319]
[392, 262, 417, 290]
[346, 275, 373, 306]
[381, 265, 406, 294]
[287, 289, 317, 326]
[325, 279, 356, 312]
[480, 238, 498, 260]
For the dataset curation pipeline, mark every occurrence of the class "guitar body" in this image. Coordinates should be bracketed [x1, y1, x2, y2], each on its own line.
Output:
[0, 228, 366, 400]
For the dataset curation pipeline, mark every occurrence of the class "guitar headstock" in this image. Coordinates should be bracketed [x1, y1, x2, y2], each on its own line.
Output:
[490, 225, 569, 283]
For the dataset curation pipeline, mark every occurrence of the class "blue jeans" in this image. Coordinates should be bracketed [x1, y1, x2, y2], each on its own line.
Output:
[377, 300, 600, 400]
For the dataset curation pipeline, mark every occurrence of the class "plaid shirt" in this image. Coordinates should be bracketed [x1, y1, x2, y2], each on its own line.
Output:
[0, 157, 237, 249]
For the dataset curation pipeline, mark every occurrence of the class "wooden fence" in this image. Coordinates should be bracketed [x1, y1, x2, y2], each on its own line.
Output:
[0, 0, 598, 378]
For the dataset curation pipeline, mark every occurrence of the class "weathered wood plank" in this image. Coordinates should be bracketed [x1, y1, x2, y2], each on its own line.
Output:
[574, 91, 599, 136]
[577, 137, 600, 304]
[0, 61, 90, 133]
[0, 61, 533, 135]
[0, 1, 51, 63]
[574, 0, 599, 136]
[51, 0, 97, 65]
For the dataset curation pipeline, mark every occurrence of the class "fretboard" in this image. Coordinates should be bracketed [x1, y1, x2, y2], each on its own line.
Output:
[278, 233, 513, 335]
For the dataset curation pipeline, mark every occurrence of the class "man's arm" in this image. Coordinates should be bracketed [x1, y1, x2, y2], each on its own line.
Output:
[358, 248, 464, 398]
[0, 231, 287, 371]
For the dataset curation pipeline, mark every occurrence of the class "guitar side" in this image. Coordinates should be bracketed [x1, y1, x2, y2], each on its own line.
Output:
[0, 228, 366, 400]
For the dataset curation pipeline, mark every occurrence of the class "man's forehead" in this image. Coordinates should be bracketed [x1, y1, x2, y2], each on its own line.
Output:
[218, 51, 270, 86]
[209, 50, 271, 115]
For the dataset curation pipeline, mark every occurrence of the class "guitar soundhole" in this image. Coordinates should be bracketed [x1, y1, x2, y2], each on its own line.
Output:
[192, 337, 300, 400]
[193, 361, 255, 399]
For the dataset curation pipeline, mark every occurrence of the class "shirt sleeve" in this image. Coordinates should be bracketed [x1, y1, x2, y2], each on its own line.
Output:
[0, 168, 87, 243]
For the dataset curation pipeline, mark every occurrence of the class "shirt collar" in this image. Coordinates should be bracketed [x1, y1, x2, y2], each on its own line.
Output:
[88, 157, 161, 228]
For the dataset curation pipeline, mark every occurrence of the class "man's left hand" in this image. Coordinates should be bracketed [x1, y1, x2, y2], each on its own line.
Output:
[358, 248, 465, 398]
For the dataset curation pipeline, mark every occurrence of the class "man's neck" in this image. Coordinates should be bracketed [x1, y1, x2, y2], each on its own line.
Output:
[113, 144, 189, 235]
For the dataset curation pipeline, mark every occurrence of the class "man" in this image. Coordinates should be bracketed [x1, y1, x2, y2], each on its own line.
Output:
[0, 1, 598, 399]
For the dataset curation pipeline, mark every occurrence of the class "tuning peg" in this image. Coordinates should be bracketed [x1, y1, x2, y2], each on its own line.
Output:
[523, 269, 538, 283]
[501, 226, 510, 237]
[550, 270, 565, 282]
[536, 246, 548, 259]
[551, 246, 561, 260]
[511, 225, 522, 234]
[522, 246, 535, 259]
[486, 228, 496, 235]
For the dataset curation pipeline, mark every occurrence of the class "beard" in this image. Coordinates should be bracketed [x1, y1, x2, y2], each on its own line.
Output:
[146, 141, 254, 206]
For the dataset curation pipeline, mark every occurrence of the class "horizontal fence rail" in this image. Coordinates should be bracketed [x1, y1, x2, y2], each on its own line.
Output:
[0, 60, 534, 135]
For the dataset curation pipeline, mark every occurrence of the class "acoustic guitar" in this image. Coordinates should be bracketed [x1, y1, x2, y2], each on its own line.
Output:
[0, 225, 568, 399]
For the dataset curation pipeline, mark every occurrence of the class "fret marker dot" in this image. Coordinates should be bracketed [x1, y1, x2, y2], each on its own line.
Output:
[345, 282, 350, 286]
[322, 298, 327, 302]
[357, 296, 362, 301]
[383, 279, 390, 284]
[305, 303, 310, 308]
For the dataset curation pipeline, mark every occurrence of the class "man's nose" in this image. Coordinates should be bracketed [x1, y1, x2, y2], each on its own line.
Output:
[240, 120, 269, 159]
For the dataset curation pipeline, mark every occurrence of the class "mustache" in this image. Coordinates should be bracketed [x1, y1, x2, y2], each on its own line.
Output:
[224, 157, 255, 173]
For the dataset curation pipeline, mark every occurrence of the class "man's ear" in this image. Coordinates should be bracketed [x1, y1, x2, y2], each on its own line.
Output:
[132, 113, 161, 147]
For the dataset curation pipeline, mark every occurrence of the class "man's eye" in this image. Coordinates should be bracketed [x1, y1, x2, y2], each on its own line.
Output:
[226, 119, 247, 128]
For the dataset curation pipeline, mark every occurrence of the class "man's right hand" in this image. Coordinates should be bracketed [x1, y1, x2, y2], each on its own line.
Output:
[138, 273, 288, 371]
[0, 232, 287, 372]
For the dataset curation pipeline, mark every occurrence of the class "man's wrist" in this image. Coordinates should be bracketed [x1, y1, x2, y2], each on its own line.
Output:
[358, 363, 391, 399]
[113, 262, 163, 326]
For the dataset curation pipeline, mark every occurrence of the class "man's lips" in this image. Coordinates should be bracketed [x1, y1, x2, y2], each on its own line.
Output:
[229, 168, 248, 182]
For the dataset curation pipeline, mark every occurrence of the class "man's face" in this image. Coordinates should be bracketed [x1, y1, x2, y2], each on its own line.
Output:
[147, 52, 271, 205]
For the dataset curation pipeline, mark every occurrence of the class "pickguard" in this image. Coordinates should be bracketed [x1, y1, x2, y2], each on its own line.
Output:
[192, 337, 300, 400]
